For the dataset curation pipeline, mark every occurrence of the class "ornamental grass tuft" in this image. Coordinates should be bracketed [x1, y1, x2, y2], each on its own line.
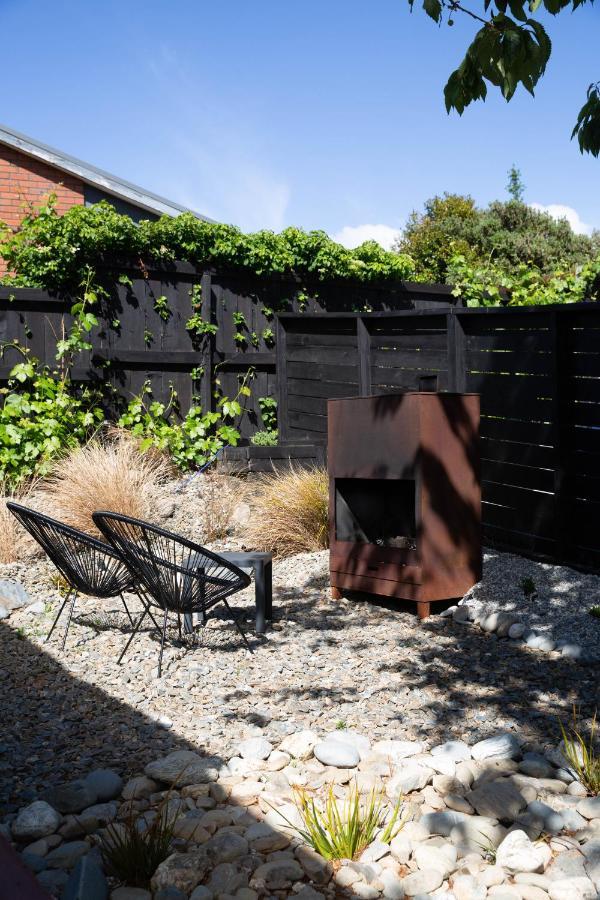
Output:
[287, 781, 405, 862]
[40, 429, 174, 537]
[245, 464, 328, 556]
[559, 707, 600, 795]
[101, 796, 176, 888]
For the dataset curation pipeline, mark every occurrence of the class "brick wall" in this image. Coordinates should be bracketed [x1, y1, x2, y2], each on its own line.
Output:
[0, 146, 84, 273]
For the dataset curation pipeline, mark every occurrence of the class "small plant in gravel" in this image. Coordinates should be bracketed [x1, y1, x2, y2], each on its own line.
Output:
[335, 719, 347, 730]
[589, 605, 600, 619]
[288, 781, 405, 862]
[559, 708, 600, 795]
[101, 795, 176, 888]
[521, 576, 537, 600]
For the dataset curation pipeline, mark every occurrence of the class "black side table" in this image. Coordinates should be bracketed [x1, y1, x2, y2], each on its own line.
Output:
[182, 550, 274, 635]
[219, 551, 273, 634]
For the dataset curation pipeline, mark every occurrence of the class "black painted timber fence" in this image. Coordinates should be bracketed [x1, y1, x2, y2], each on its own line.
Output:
[275, 304, 600, 571]
[0, 265, 457, 440]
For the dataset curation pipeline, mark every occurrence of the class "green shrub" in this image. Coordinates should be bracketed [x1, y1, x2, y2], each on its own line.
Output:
[589, 606, 600, 619]
[250, 429, 279, 447]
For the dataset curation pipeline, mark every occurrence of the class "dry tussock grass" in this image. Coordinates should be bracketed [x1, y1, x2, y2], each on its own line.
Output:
[201, 471, 245, 542]
[0, 480, 42, 563]
[40, 430, 174, 537]
[245, 465, 329, 556]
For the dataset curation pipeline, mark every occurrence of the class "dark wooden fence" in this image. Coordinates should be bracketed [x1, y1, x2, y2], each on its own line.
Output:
[276, 304, 600, 571]
[0, 265, 457, 438]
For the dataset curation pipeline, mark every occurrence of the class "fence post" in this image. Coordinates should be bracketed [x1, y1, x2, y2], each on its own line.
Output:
[275, 317, 289, 443]
[446, 311, 467, 392]
[199, 270, 214, 414]
[549, 309, 567, 562]
[357, 317, 371, 396]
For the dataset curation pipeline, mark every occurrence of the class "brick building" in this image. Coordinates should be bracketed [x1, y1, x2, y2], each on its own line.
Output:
[0, 124, 211, 271]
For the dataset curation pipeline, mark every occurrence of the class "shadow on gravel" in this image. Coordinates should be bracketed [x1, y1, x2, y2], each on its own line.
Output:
[0, 621, 227, 812]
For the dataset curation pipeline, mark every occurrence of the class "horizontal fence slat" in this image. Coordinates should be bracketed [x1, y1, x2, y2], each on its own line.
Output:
[287, 378, 356, 399]
[481, 458, 555, 492]
[466, 349, 552, 375]
[287, 361, 359, 382]
[287, 346, 358, 365]
[371, 348, 448, 368]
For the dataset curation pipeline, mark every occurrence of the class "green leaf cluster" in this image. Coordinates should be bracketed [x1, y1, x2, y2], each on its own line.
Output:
[0, 200, 415, 293]
[408, 0, 600, 155]
[0, 353, 104, 483]
[117, 382, 240, 471]
[448, 253, 600, 306]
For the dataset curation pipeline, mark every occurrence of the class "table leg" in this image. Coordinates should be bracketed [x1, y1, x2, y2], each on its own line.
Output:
[264, 560, 272, 621]
[254, 561, 267, 634]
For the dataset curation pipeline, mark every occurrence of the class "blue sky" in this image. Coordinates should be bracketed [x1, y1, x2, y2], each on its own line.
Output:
[1, 0, 599, 245]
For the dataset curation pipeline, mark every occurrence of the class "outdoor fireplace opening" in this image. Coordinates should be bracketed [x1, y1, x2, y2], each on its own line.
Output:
[335, 478, 417, 550]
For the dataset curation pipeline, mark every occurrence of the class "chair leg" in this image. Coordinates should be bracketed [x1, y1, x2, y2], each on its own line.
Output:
[45, 591, 72, 644]
[119, 593, 135, 627]
[223, 598, 253, 654]
[134, 588, 162, 633]
[61, 590, 78, 651]
[157, 608, 169, 678]
[117, 608, 148, 666]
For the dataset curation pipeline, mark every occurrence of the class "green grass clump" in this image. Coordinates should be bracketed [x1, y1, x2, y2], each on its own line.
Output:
[287, 781, 405, 861]
[559, 708, 600, 796]
[101, 798, 176, 887]
[589, 606, 600, 619]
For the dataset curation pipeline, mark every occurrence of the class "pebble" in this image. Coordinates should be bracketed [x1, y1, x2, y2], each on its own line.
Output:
[496, 830, 552, 874]
[12, 801, 62, 840]
[471, 734, 521, 761]
[314, 739, 360, 768]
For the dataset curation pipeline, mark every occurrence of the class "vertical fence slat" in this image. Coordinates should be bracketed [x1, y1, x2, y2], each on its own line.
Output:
[357, 318, 371, 396]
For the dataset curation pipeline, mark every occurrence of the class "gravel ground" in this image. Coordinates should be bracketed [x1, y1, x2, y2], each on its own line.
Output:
[1, 544, 598, 813]
[463, 548, 600, 655]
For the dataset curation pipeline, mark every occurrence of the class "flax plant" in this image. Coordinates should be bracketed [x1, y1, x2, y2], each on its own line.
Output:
[559, 707, 600, 795]
[288, 781, 405, 861]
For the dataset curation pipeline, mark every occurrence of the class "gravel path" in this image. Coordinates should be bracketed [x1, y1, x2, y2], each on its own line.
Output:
[1, 547, 597, 812]
[463, 548, 600, 655]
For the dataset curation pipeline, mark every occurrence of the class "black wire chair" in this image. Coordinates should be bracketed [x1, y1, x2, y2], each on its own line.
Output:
[92, 511, 253, 676]
[6, 502, 152, 651]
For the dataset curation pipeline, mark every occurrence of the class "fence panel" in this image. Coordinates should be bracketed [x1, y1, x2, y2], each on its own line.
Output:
[277, 304, 600, 571]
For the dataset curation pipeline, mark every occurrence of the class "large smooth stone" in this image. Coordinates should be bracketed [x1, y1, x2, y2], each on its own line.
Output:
[420, 810, 469, 837]
[12, 801, 62, 840]
[372, 739, 425, 760]
[431, 740, 471, 762]
[577, 796, 600, 820]
[387, 763, 433, 797]
[151, 851, 210, 895]
[145, 751, 223, 786]
[468, 778, 527, 821]
[314, 740, 359, 768]
[83, 769, 123, 802]
[0, 579, 32, 610]
[401, 868, 444, 895]
[237, 737, 273, 760]
[471, 733, 521, 761]
[280, 730, 318, 760]
[496, 829, 552, 874]
[42, 782, 97, 815]
[519, 753, 554, 779]
[324, 729, 370, 759]
[548, 877, 598, 900]
[60, 856, 108, 900]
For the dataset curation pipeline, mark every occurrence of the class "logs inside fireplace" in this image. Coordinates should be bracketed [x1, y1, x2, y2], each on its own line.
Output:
[328, 392, 481, 618]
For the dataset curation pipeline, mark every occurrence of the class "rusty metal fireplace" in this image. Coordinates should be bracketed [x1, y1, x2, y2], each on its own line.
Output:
[328, 392, 481, 618]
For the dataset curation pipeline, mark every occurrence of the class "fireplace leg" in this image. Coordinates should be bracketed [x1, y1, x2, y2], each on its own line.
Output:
[417, 601, 431, 620]
[331, 585, 342, 600]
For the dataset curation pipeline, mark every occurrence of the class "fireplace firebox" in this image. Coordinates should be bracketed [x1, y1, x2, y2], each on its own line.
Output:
[328, 392, 481, 618]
